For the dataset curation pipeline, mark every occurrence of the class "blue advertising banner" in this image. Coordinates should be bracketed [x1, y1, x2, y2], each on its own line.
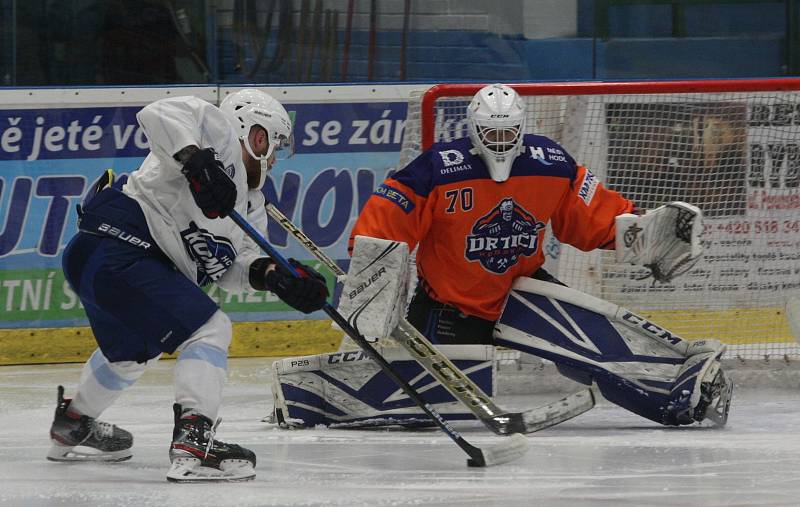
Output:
[0, 92, 409, 328]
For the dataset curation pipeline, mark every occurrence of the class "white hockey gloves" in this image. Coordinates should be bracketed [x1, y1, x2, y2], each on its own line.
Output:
[615, 201, 703, 283]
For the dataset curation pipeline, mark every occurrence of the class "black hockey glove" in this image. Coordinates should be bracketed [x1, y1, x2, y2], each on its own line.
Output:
[250, 258, 329, 314]
[180, 148, 237, 219]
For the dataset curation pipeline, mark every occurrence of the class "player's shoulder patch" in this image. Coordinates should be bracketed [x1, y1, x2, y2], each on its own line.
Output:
[429, 138, 483, 183]
[373, 183, 415, 214]
[519, 134, 577, 179]
[576, 168, 599, 206]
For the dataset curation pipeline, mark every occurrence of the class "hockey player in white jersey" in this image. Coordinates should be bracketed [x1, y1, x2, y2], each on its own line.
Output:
[49, 89, 329, 482]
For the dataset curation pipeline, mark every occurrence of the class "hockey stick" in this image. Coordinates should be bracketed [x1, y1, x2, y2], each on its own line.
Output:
[229, 209, 528, 467]
[264, 203, 596, 435]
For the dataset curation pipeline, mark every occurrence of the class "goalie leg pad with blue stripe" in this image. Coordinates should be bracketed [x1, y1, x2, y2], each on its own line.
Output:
[271, 345, 494, 428]
[495, 278, 731, 426]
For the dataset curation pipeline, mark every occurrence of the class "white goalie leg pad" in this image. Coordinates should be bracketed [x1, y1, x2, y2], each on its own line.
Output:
[336, 236, 410, 341]
[615, 201, 703, 282]
[495, 277, 731, 426]
[270, 345, 495, 428]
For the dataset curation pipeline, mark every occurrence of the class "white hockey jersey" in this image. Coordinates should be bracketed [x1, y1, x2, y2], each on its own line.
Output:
[123, 96, 266, 293]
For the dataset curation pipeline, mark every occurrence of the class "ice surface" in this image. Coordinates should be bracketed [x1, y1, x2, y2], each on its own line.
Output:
[1, 358, 799, 507]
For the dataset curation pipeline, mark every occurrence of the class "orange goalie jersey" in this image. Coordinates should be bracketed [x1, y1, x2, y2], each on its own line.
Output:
[350, 134, 635, 321]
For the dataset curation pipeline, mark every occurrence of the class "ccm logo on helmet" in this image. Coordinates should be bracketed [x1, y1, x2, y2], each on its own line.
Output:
[490, 114, 510, 118]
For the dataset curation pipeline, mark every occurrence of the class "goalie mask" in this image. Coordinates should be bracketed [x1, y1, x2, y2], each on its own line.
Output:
[467, 84, 526, 182]
[220, 88, 295, 189]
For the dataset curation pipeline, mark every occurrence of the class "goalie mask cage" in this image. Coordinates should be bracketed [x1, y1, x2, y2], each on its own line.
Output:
[400, 78, 800, 367]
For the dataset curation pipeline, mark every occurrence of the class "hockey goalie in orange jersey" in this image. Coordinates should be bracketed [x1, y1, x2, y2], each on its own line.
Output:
[345, 84, 732, 428]
[271, 84, 730, 430]
[352, 129, 633, 325]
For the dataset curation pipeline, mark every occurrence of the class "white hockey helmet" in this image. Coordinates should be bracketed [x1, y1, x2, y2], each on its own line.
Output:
[220, 88, 294, 188]
[466, 84, 526, 182]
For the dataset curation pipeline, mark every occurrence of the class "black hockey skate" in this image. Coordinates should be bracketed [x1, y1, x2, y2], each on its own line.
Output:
[47, 385, 133, 462]
[167, 404, 256, 482]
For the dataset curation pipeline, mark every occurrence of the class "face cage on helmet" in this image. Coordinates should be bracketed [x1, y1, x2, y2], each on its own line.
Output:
[475, 124, 522, 156]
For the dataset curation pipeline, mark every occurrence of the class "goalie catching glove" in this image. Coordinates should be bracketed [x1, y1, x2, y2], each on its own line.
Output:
[615, 201, 703, 283]
[250, 258, 329, 314]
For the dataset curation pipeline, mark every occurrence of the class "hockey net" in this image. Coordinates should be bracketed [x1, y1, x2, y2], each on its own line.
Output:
[399, 79, 800, 370]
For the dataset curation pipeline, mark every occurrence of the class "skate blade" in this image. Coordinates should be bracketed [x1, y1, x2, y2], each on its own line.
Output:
[705, 373, 734, 427]
[167, 457, 255, 483]
[47, 442, 132, 462]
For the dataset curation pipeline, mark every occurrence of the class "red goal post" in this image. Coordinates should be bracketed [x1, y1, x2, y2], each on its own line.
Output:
[403, 78, 800, 363]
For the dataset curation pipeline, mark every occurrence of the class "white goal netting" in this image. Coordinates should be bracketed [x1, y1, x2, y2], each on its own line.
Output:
[399, 81, 800, 366]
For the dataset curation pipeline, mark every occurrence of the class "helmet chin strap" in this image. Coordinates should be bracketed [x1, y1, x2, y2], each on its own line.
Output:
[257, 157, 269, 189]
[243, 136, 276, 189]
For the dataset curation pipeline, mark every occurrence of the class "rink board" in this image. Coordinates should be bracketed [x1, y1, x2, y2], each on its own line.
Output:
[0, 320, 343, 365]
[0, 307, 792, 365]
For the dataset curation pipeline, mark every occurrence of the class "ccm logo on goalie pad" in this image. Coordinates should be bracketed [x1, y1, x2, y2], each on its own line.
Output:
[621, 312, 683, 347]
[328, 350, 370, 364]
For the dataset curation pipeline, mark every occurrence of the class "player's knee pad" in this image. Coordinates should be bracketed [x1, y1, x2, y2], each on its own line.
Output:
[270, 344, 495, 428]
[495, 277, 731, 426]
[177, 310, 233, 357]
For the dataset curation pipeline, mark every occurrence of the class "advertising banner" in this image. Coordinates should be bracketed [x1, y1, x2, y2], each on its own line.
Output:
[0, 86, 420, 328]
[598, 98, 800, 309]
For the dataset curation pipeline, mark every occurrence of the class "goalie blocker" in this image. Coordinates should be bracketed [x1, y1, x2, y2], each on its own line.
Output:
[495, 278, 732, 426]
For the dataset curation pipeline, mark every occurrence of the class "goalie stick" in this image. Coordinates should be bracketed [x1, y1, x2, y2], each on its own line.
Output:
[229, 209, 528, 467]
[264, 202, 596, 435]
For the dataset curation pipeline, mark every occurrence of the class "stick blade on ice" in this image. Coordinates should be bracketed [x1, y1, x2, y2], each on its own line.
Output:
[467, 433, 529, 468]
